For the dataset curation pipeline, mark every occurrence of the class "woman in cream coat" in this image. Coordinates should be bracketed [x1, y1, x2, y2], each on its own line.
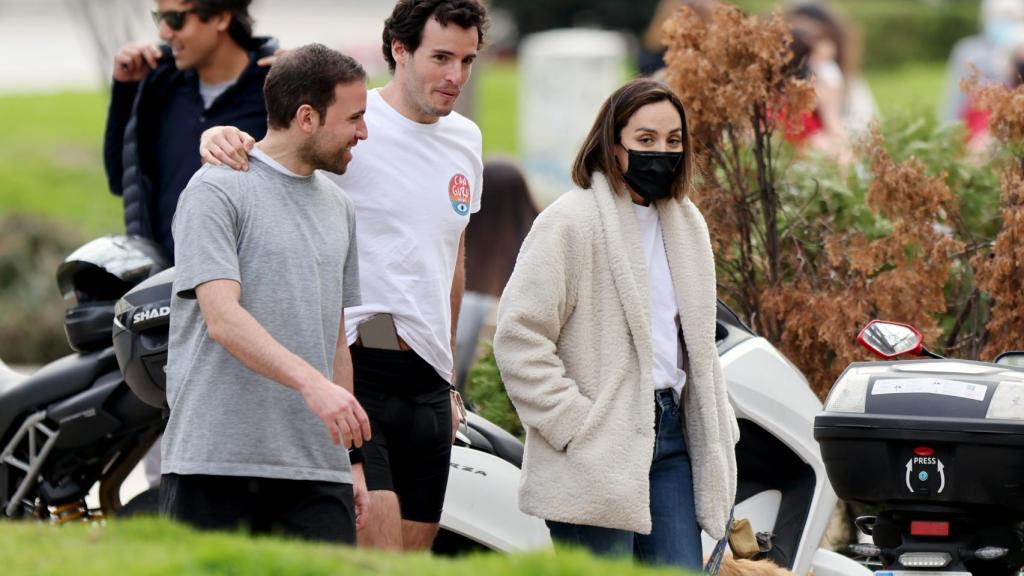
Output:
[493, 78, 738, 570]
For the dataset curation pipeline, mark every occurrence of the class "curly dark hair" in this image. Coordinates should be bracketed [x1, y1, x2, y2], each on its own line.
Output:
[381, 0, 488, 73]
[184, 0, 255, 47]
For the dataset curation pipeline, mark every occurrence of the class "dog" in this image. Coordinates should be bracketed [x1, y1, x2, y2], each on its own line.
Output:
[716, 555, 797, 576]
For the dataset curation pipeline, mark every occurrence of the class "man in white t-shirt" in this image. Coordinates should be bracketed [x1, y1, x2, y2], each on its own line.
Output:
[198, 0, 488, 552]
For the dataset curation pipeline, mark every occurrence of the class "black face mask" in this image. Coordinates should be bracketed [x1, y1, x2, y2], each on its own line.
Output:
[622, 149, 683, 204]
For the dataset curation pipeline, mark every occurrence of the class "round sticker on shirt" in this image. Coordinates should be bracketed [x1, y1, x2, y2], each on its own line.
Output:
[449, 173, 471, 216]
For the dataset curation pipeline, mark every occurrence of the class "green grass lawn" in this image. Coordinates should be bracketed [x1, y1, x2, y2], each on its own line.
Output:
[0, 517, 690, 576]
[864, 61, 947, 121]
[0, 91, 122, 236]
[0, 59, 948, 237]
[0, 62, 521, 238]
[477, 60, 519, 155]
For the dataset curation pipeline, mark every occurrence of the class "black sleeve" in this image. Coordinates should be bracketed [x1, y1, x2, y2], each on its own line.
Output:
[103, 80, 140, 197]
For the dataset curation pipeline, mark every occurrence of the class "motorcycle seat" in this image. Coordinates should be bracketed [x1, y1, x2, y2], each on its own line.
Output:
[0, 348, 118, 440]
[466, 412, 524, 469]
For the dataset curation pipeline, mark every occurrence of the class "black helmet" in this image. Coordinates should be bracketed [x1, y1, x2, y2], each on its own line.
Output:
[113, 267, 175, 410]
[56, 236, 170, 352]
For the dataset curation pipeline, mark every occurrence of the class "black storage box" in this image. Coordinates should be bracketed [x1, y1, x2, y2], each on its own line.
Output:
[815, 360, 1024, 513]
[113, 268, 173, 410]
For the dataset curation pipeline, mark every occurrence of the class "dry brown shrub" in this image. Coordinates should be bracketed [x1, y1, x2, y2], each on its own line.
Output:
[973, 168, 1024, 358]
[662, 4, 815, 147]
[662, 4, 968, 397]
[963, 75, 1024, 146]
[964, 78, 1024, 360]
[761, 133, 962, 397]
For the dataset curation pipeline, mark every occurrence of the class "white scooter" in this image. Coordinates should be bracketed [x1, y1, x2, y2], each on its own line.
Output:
[435, 302, 869, 576]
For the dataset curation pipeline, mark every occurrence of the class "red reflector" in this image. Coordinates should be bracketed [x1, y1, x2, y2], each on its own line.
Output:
[911, 521, 949, 537]
[914, 446, 935, 457]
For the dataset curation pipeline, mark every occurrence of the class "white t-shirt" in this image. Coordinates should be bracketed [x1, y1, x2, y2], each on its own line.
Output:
[633, 203, 687, 399]
[249, 146, 303, 178]
[333, 88, 483, 382]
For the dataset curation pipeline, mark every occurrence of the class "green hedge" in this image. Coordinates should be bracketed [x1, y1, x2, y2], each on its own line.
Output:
[495, 0, 978, 71]
[465, 344, 523, 439]
[0, 214, 86, 365]
[0, 517, 693, 575]
[724, 0, 976, 70]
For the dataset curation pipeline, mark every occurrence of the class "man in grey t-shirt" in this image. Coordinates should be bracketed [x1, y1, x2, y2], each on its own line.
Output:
[161, 44, 372, 544]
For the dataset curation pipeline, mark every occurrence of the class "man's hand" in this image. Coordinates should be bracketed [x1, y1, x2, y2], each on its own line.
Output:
[113, 42, 162, 83]
[256, 47, 290, 67]
[352, 463, 370, 531]
[300, 377, 372, 448]
[200, 126, 255, 171]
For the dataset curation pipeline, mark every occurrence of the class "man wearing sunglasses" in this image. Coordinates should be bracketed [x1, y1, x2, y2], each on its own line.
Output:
[104, 0, 278, 260]
[103, 0, 278, 492]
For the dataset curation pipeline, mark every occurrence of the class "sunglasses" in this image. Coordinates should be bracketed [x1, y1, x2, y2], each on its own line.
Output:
[151, 8, 198, 31]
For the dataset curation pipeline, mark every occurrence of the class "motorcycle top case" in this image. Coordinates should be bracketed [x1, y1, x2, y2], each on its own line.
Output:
[815, 360, 1024, 512]
[113, 267, 174, 410]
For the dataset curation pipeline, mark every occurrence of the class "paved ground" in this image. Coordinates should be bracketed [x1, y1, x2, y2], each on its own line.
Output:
[0, 0, 395, 94]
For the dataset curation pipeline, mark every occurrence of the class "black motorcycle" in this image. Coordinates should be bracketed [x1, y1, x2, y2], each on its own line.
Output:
[0, 236, 169, 522]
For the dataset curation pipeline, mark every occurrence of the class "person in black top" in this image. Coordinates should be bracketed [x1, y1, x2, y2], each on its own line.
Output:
[103, 0, 278, 258]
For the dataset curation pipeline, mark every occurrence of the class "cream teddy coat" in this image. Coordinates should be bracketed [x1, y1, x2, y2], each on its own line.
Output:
[493, 173, 739, 539]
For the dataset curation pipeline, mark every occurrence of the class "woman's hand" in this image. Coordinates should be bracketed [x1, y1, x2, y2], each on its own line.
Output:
[199, 126, 255, 171]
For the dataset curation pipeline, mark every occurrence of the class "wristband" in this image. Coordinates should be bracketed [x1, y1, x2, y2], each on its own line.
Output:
[348, 446, 365, 466]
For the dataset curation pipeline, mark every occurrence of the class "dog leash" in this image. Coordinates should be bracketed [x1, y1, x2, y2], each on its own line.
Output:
[704, 509, 734, 576]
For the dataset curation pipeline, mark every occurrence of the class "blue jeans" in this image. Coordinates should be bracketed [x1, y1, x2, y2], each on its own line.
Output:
[547, 390, 702, 571]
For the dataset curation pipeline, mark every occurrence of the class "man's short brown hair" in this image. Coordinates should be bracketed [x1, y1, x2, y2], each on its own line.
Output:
[263, 44, 366, 130]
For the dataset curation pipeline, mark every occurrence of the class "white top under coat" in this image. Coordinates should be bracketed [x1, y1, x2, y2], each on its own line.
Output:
[633, 202, 687, 400]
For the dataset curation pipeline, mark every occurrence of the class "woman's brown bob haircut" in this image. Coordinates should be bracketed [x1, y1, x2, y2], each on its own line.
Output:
[571, 78, 694, 200]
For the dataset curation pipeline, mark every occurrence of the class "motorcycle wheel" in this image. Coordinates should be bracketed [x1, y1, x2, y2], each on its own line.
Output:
[431, 528, 489, 555]
[116, 487, 160, 518]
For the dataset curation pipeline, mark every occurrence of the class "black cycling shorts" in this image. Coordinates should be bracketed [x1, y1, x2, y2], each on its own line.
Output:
[350, 345, 452, 524]
[159, 473, 355, 544]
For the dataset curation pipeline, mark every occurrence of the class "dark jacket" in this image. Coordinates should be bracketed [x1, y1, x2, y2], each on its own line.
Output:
[104, 37, 277, 257]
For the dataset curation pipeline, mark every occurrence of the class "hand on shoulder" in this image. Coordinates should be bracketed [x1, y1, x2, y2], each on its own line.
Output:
[200, 126, 255, 171]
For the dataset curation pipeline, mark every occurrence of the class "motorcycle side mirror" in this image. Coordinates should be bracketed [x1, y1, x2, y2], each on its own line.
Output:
[857, 320, 924, 359]
[995, 351, 1024, 368]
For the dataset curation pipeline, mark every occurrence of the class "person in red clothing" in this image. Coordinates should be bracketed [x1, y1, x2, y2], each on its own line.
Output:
[782, 18, 849, 162]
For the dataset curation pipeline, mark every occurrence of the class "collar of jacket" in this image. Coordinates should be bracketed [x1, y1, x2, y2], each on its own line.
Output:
[587, 171, 719, 380]
[588, 172, 654, 380]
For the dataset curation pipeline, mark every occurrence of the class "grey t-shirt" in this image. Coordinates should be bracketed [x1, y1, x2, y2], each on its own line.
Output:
[198, 79, 233, 109]
[162, 157, 360, 483]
